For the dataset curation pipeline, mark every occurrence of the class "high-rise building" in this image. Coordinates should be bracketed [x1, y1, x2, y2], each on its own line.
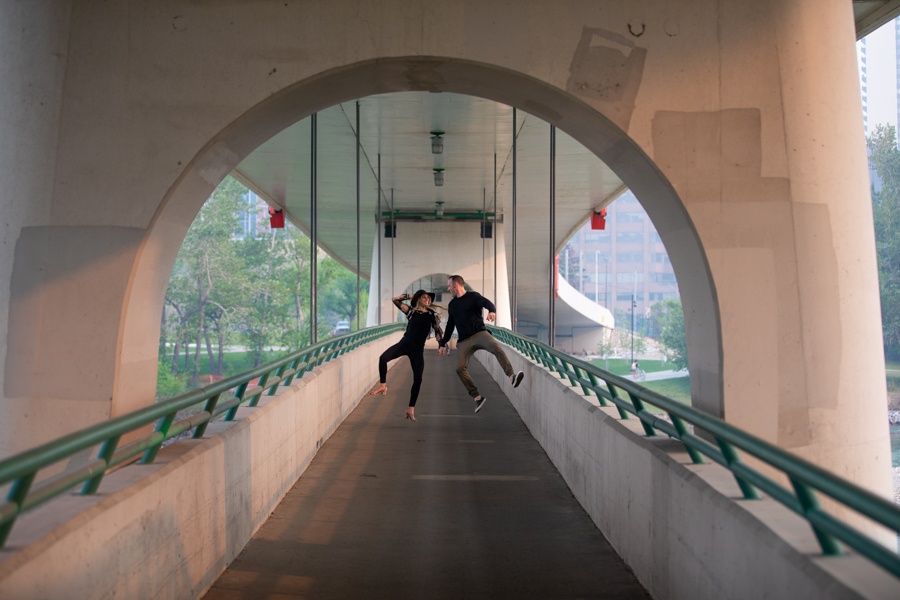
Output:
[857, 17, 898, 136]
[560, 191, 678, 332]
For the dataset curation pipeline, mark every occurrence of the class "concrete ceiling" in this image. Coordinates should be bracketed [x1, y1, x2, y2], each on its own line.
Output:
[234, 92, 625, 329]
[855, 0, 900, 38]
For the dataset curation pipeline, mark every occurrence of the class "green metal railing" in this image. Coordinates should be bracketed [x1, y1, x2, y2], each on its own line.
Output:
[0, 323, 403, 548]
[489, 325, 900, 579]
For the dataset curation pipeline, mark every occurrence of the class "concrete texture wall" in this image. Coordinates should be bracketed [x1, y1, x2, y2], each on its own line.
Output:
[366, 220, 510, 329]
[0, 0, 889, 506]
[0, 332, 400, 600]
[476, 348, 898, 600]
[0, 2, 75, 458]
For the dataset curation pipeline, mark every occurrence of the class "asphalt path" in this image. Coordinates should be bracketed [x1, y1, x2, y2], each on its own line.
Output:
[203, 350, 649, 599]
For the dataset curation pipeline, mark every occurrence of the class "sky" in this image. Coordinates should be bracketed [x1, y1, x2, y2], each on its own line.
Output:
[858, 18, 899, 136]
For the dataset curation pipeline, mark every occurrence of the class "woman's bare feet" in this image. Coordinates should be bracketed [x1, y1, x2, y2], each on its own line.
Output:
[405, 407, 416, 422]
[370, 383, 387, 395]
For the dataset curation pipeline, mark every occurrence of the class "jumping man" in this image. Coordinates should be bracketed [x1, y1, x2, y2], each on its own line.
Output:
[437, 275, 524, 412]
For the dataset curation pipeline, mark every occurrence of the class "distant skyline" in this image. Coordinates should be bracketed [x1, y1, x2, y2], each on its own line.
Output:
[857, 18, 899, 136]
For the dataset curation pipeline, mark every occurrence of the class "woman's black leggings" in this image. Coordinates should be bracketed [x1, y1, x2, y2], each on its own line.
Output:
[378, 339, 425, 407]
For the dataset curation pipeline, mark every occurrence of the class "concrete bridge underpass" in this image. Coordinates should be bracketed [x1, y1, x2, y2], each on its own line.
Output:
[3, 1, 900, 598]
[0, 331, 897, 599]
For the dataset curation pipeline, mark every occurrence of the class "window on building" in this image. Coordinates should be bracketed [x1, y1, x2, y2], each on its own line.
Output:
[585, 232, 611, 243]
[592, 252, 611, 263]
[617, 253, 643, 263]
[616, 272, 644, 283]
[617, 212, 644, 223]
[649, 232, 663, 243]
[617, 292, 644, 301]
[649, 272, 677, 284]
[617, 232, 643, 244]
[650, 253, 671, 264]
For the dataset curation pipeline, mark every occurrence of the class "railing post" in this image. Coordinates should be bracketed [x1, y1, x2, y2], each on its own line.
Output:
[573, 365, 593, 396]
[669, 414, 705, 464]
[715, 438, 760, 500]
[286, 354, 309, 385]
[307, 347, 322, 372]
[627, 392, 657, 437]
[790, 478, 843, 555]
[266, 364, 287, 396]
[141, 413, 176, 464]
[81, 434, 122, 494]
[561, 359, 579, 387]
[225, 381, 250, 421]
[606, 383, 631, 419]
[192, 393, 222, 439]
[248, 371, 271, 407]
[0, 472, 35, 548]
[587, 372, 608, 406]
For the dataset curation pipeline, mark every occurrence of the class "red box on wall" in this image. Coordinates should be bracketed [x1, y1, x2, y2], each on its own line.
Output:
[591, 208, 607, 230]
[269, 207, 285, 228]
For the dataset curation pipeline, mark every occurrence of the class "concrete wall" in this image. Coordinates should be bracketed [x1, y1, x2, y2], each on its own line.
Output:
[476, 348, 898, 600]
[366, 220, 510, 329]
[0, 332, 400, 600]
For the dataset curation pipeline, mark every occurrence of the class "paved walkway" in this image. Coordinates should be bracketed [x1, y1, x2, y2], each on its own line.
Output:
[203, 351, 649, 599]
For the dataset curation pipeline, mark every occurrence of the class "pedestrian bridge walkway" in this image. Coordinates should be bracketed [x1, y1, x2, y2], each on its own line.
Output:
[0, 325, 898, 599]
[203, 352, 648, 599]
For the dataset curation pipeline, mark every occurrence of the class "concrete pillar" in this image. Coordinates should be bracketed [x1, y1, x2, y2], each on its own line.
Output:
[0, 2, 77, 459]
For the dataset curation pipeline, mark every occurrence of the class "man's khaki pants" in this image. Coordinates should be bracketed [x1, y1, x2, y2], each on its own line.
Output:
[455, 331, 514, 398]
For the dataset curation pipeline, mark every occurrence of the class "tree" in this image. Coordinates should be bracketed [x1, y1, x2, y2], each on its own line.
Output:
[867, 125, 900, 360]
[164, 176, 246, 384]
[651, 299, 688, 370]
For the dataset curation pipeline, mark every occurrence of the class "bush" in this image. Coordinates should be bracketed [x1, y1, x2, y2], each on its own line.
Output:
[156, 361, 186, 400]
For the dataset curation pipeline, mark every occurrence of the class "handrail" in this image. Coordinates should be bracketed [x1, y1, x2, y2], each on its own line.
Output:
[0, 322, 404, 548]
[488, 325, 900, 579]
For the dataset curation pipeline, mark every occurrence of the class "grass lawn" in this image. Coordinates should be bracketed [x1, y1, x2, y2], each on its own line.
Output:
[172, 350, 294, 379]
[589, 358, 675, 377]
[639, 377, 692, 411]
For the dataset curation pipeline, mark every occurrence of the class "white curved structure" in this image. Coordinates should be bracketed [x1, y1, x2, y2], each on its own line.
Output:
[557, 275, 614, 329]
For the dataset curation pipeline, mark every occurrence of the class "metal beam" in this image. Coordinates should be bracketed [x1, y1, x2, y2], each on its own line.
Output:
[512, 107, 518, 333]
[310, 112, 318, 344]
[549, 124, 556, 347]
[855, 0, 900, 39]
[356, 101, 361, 331]
[377, 153, 382, 325]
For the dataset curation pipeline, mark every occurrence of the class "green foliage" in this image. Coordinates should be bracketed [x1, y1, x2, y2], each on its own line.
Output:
[159, 176, 370, 398]
[868, 125, 900, 360]
[156, 359, 186, 400]
[651, 299, 688, 371]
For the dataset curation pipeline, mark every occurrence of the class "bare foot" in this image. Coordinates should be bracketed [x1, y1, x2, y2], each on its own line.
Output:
[370, 383, 387, 395]
[405, 407, 416, 422]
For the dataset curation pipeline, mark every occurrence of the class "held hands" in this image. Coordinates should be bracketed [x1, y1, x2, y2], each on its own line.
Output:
[486, 312, 496, 323]
[438, 346, 449, 357]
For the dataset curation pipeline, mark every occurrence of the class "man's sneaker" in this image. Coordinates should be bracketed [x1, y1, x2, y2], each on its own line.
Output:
[474, 396, 487, 413]
[511, 371, 524, 388]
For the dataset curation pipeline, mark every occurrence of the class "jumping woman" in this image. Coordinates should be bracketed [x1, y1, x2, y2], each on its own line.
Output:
[370, 290, 444, 421]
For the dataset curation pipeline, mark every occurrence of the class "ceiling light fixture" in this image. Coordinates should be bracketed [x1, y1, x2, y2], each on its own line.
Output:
[433, 168, 444, 186]
[431, 131, 444, 154]
[436, 201, 444, 218]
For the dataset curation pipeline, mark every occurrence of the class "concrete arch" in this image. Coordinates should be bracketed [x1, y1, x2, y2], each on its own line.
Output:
[121, 58, 721, 421]
[4, 2, 887, 502]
